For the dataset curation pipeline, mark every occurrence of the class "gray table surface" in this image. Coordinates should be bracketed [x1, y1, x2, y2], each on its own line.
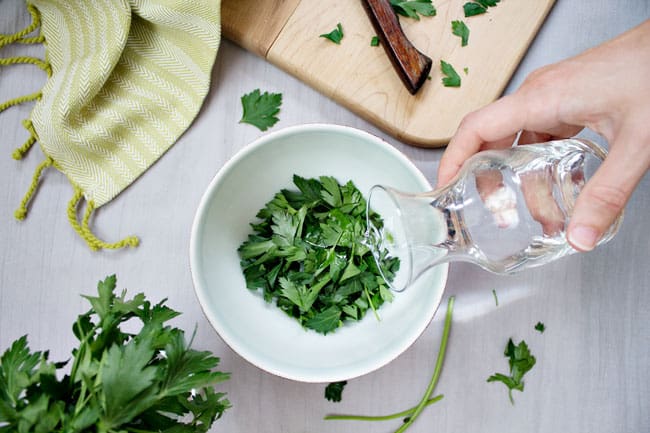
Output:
[1, 2, 648, 433]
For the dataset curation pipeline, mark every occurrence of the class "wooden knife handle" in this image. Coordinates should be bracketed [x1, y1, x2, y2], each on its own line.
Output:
[362, 0, 433, 95]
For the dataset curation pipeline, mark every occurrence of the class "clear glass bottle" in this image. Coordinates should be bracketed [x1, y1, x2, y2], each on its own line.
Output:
[366, 138, 623, 292]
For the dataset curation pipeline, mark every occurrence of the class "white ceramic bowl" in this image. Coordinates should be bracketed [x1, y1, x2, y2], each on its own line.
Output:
[190, 124, 448, 383]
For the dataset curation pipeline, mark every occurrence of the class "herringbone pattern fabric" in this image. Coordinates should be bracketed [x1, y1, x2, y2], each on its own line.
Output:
[30, 0, 221, 207]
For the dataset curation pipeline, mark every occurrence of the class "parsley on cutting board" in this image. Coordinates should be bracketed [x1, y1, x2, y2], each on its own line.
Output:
[238, 175, 399, 335]
[440, 60, 462, 87]
[320, 23, 344, 44]
[0, 275, 230, 433]
[452, 20, 470, 46]
[390, 0, 437, 20]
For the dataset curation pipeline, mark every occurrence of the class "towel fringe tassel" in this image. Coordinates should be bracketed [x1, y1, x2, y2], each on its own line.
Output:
[0, 4, 50, 114]
[14, 155, 52, 220]
[13, 119, 38, 159]
[67, 185, 140, 251]
[0, 90, 42, 114]
[0, 56, 52, 75]
[13, 35, 45, 45]
[0, 4, 41, 49]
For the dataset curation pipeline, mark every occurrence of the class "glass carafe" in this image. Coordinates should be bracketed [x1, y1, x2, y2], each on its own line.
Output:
[366, 138, 623, 292]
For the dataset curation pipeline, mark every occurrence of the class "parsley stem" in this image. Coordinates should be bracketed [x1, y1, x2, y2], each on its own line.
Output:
[364, 287, 381, 322]
[394, 296, 455, 433]
[324, 394, 443, 421]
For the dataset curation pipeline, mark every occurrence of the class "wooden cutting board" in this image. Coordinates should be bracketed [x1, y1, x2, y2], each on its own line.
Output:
[222, 0, 556, 147]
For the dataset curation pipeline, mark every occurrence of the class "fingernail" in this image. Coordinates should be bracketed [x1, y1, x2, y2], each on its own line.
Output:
[568, 225, 599, 252]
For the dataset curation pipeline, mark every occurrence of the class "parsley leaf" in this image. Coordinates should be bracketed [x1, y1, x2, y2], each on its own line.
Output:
[320, 23, 344, 44]
[0, 275, 230, 433]
[371, 36, 380, 47]
[487, 338, 536, 404]
[463, 2, 487, 17]
[440, 60, 461, 87]
[464, 0, 500, 16]
[535, 322, 546, 333]
[390, 0, 436, 20]
[238, 175, 399, 334]
[452, 20, 470, 46]
[305, 306, 342, 334]
[240, 89, 282, 131]
[477, 0, 500, 7]
[325, 381, 348, 402]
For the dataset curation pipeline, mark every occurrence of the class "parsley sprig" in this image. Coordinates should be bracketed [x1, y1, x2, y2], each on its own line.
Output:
[0, 275, 230, 433]
[487, 338, 536, 404]
[240, 89, 282, 131]
[320, 23, 344, 44]
[238, 175, 399, 334]
[440, 60, 462, 87]
[464, 0, 500, 17]
[452, 20, 470, 46]
[390, 0, 437, 20]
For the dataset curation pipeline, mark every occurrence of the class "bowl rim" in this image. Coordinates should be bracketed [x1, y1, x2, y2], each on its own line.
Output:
[189, 123, 449, 382]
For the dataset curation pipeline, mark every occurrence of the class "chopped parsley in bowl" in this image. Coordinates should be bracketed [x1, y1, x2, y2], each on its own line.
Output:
[190, 124, 448, 382]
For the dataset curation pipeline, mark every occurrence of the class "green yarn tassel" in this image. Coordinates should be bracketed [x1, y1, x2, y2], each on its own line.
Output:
[0, 4, 41, 49]
[67, 186, 140, 251]
[14, 156, 52, 220]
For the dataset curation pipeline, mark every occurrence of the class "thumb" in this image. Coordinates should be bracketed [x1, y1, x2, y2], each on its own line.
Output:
[567, 141, 647, 252]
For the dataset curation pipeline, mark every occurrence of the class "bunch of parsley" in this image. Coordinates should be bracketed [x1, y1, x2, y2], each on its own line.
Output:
[0, 275, 230, 433]
[238, 175, 399, 334]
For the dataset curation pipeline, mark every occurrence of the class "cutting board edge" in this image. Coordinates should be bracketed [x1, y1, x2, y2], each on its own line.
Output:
[226, 0, 560, 148]
[221, 0, 302, 57]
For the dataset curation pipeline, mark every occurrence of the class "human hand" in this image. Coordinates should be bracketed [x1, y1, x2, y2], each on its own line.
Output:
[438, 19, 650, 252]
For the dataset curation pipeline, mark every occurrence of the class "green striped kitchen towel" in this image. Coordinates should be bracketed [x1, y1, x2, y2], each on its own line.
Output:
[1, 0, 221, 250]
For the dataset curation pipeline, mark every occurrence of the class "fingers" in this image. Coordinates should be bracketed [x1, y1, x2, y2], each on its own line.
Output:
[437, 92, 582, 186]
[567, 134, 649, 251]
[437, 94, 527, 186]
[517, 125, 583, 145]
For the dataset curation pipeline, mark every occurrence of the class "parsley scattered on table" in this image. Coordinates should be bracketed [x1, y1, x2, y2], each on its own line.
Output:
[240, 89, 282, 131]
[320, 23, 344, 44]
[325, 381, 348, 402]
[0, 275, 230, 433]
[390, 0, 436, 20]
[238, 175, 399, 335]
[535, 322, 545, 333]
[325, 296, 455, 432]
[492, 289, 499, 306]
[440, 60, 461, 87]
[463, 66, 469, 75]
[487, 338, 536, 404]
[371, 36, 380, 47]
[463, 2, 486, 16]
[452, 20, 470, 46]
